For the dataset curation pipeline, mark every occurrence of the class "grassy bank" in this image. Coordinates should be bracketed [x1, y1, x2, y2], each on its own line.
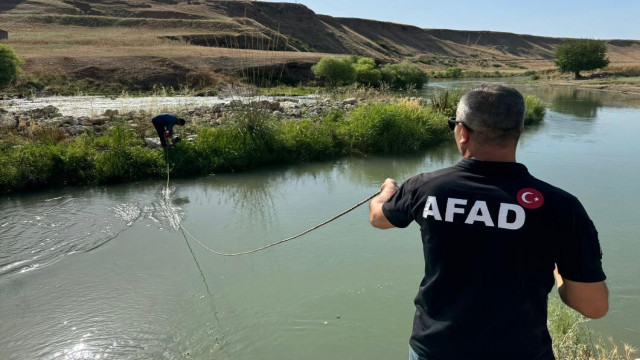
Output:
[0, 99, 449, 193]
[0, 93, 546, 194]
[549, 297, 637, 360]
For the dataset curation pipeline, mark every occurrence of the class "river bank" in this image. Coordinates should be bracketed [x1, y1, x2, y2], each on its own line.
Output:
[543, 77, 640, 95]
[0, 91, 546, 194]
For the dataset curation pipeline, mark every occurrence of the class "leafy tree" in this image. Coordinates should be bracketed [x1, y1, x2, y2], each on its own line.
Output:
[311, 57, 356, 86]
[380, 63, 428, 90]
[0, 44, 25, 87]
[352, 57, 381, 86]
[554, 39, 609, 79]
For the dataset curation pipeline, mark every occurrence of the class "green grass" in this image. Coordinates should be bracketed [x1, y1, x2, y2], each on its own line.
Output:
[0, 92, 548, 193]
[548, 296, 637, 360]
[0, 100, 450, 193]
[525, 94, 546, 125]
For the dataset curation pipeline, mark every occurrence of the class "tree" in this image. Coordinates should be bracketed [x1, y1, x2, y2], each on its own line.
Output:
[311, 57, 356, 86]
[0, 44, 25, 87]
[554, 39, 609, 79]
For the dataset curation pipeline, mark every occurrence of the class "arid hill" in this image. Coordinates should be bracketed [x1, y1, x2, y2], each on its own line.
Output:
[1, 0, 639, 89]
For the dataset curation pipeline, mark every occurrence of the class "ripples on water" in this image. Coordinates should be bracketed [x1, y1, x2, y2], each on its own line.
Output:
[0, 186, 184, 278]
[0, 185, 233, 359]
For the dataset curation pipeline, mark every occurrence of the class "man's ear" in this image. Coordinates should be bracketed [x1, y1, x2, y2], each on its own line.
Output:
[458, 124, 471, 144]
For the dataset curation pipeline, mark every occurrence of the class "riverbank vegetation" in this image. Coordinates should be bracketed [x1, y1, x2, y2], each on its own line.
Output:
[549, 297, 636, 360]
[312, 56, 428, 90]
[0, 91, 547, 193]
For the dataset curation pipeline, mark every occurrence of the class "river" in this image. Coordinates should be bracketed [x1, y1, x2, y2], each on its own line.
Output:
[1, 81, 639, 359]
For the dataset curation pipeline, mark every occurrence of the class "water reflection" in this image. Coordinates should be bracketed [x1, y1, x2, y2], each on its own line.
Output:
[549, 88, 603, 119]
[341, 143, 460, 185]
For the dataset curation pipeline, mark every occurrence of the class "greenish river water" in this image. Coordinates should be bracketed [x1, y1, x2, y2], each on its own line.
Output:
[1, 81, 639, 359]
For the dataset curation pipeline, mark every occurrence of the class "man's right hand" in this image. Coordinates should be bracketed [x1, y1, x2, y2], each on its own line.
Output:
[369, 178, 398, 229]
[380, 178, 399, 199]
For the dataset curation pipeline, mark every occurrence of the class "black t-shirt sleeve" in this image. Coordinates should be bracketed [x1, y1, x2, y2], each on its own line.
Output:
[382, 178, 416, 228]
[556, 197, 606, 283]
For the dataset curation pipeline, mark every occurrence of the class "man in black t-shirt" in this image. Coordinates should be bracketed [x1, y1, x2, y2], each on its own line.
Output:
[369, 84, 608, 360]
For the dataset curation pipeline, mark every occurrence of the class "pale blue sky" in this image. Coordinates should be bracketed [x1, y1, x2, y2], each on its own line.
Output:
[263, 0, 640, 40]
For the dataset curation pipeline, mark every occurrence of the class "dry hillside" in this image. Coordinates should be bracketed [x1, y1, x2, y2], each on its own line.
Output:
[1, 0, 639, 89]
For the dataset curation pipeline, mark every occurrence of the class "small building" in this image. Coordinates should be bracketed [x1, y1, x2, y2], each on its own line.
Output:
[0, 29, 7, 40]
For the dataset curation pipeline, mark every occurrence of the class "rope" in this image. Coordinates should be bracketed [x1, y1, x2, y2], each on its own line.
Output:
[178, 191, 379, 256]
[163, 140, 380, 256]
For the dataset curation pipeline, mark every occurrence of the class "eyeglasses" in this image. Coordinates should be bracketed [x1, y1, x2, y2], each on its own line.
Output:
[448, 117, 473, 131]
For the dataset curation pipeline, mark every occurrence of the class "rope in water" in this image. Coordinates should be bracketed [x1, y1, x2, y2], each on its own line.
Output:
[164, 142, 380, 256]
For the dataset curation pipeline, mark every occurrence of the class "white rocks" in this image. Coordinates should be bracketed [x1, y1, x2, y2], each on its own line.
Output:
[145, 137, 162, 149]
[1, 97, 362, 138]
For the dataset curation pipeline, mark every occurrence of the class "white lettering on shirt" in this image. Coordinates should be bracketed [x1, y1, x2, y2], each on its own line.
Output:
[423, 196, 442, 220]
[422, 196, 526, 230]
[465, 200, 495, 227]
[498, 203, 525, 230]
[445, 198, 467, 222]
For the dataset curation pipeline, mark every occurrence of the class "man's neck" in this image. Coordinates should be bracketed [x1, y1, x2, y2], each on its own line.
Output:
[462, 147, 517, 162]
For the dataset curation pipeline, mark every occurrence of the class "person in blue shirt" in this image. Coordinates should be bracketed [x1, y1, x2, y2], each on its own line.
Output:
[151, 113, 186, 147]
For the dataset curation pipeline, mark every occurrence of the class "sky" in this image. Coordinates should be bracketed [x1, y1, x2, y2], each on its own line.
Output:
[262, 0, 640, 40]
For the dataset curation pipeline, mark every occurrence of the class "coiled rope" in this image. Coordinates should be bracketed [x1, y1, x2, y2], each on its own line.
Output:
[164, 143, 380, 256]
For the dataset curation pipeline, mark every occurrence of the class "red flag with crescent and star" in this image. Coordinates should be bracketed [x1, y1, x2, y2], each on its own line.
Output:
[517, 188, 544, 209]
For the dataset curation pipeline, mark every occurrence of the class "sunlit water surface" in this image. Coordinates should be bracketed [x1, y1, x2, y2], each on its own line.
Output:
[1, 82, 639, 359]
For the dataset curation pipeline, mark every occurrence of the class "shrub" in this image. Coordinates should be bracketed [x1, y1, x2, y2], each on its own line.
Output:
[0, 143, 64, 192]
[524, 95, 546, 125]
[380, 63, 429, 90]
[93, 124, 163, 183]
[430, 90, 463, 117]
[274, 118, 339, 162]
[548, 296, 636, 360]
[352, 57, 382, 86]
[0, 44, 25, 87]
[443, 67, 463, 78]
[338, 102, 447, 153]
[311, 57, 356, 86]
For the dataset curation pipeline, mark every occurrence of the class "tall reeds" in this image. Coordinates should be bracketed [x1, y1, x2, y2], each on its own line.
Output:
[549, 297, 637, 360]
[0, 97, 453, 193]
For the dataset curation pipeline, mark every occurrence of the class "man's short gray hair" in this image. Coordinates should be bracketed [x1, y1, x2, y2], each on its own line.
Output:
[457, 84, 525, 145]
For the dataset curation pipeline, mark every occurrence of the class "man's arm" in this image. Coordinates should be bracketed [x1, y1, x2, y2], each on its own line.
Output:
[554, 266, 609, 319]
[369, 178, 398, 229]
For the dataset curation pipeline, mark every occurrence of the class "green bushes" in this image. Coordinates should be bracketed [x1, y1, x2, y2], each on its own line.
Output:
[548, 297, 636, 360]
[0, 143, 64, 191]
[430, 91, 463, 118]
[339, 102, 448, 153]
[352, 57, 382, 86]
[0, 45, 25, 87]
[380, 63, 429, 90]
[311, 57, 356, 86]
[312, 56, 428, 90]
[524, 94, 546, 125]
[0, 100, 452, 193]
[0, 92, 546, 193]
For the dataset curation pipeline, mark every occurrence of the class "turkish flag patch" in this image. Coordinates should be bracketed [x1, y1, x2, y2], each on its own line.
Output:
[517, 188, 544, 209]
